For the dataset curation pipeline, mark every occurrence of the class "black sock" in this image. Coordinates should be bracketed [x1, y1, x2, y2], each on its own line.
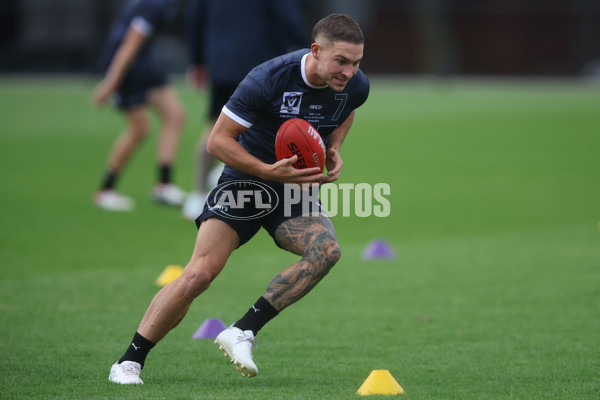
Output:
[233, 296, 279, 336]
[118, 332, 156, 368]
[159, 164, 172, 184]
[100, 170, 118, 191]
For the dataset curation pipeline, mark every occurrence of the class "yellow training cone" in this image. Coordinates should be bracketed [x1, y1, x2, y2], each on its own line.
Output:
[357, 370, 405, 396]
[155, 265, 183, 287]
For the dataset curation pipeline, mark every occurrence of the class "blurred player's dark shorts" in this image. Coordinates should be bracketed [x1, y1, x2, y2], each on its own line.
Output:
[112, 51, 169, 110]
[195, 174, 323, 248]
[209, 83, 238, 120]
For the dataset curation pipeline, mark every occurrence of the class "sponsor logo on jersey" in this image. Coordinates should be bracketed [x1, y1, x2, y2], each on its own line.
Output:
[280, 92, 303, 114]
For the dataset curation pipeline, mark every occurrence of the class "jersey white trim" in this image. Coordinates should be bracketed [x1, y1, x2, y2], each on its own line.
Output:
[222, 106, 253, 128]
[301, 53, 328, 89]
[131, 17, 154, 37]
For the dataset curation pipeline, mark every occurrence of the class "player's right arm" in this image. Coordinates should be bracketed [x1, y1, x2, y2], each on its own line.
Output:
[92, 26, 148, 105]
[207, 113, 323, 184]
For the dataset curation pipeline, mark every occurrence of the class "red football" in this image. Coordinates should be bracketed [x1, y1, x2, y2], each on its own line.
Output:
[275, 118, 326, 173]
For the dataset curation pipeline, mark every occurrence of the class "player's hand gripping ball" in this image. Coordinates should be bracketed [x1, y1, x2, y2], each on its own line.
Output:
[275, 118, 326, 173]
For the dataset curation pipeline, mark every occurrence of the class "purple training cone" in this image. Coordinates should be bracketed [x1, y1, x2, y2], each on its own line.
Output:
[362, 239, 396, 260]
[192, 318, 227, 339]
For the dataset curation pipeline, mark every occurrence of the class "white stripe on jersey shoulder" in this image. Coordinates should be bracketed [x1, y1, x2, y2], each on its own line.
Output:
[301, 53, 328, 89]
[222, 106, 253, 128]
[131, 17, 154, 37]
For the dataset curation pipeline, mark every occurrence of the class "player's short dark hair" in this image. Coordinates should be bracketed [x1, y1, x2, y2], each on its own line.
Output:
[312, 14, 364, 45]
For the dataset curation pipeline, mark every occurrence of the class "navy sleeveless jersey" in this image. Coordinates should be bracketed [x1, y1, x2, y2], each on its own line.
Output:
[222, 49, 370, 180]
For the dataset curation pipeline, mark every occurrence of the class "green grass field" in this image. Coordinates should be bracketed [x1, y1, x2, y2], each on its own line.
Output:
[1, 77, 599, 399]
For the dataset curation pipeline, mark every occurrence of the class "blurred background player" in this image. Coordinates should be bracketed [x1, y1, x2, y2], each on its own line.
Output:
[181, 0, 309, 220]
[93, 0, 187, 211]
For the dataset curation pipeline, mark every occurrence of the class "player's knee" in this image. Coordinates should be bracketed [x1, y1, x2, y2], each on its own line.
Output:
[324, 241, 341, 268]
[307, 240, 340, 271]
[181, 268, 215, 299]
[130, 123, 150, 141]
[167, 106, 186, 129]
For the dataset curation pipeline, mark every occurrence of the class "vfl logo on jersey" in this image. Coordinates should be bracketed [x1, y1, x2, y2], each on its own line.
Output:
[280, 92, 303, 114]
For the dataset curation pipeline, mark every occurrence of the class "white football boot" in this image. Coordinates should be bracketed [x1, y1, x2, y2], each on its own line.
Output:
[152, 184, 186, 206]
[181, 192, 208, 221]
[215, 326, 258, 377]
[94, 190, 134, 211]
[108, 361, 143, 384]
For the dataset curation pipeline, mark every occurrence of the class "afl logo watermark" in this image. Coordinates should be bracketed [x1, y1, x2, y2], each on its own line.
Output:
[207, 180, 279, 220]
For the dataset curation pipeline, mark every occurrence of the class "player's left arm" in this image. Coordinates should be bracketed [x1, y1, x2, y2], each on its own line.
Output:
[321, 111, 355, 184]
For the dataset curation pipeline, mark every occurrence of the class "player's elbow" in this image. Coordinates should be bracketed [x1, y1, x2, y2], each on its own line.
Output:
[206, 134, 218, 156]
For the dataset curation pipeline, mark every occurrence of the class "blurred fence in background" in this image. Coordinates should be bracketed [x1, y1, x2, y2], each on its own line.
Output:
[1, 0, 599, 76]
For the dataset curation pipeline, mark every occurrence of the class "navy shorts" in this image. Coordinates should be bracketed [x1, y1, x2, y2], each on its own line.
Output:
[112, 50, 169, 110]
[195, 176, 323, 247]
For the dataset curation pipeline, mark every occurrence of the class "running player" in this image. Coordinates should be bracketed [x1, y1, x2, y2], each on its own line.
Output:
[108, 14, 369, 384]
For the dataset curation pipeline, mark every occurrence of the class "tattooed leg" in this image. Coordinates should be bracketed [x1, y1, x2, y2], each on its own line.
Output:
[264, 215, 341, 311]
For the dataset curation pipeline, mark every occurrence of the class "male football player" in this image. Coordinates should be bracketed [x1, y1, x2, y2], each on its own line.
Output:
[109, 14, 369, 384]
[93, 0, 186, 211]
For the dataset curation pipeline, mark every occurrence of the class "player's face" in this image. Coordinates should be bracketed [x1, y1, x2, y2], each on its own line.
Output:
[314, 40, 363, 92]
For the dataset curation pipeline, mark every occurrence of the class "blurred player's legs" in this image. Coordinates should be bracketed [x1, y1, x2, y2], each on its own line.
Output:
[183, 83, 237, 220]
[182, 126, 214, 220]
[94, 106, 148, 211]
[109, 106, 151, 171]
[94, 86, 187, 210]
[148, 86, 187, 206]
